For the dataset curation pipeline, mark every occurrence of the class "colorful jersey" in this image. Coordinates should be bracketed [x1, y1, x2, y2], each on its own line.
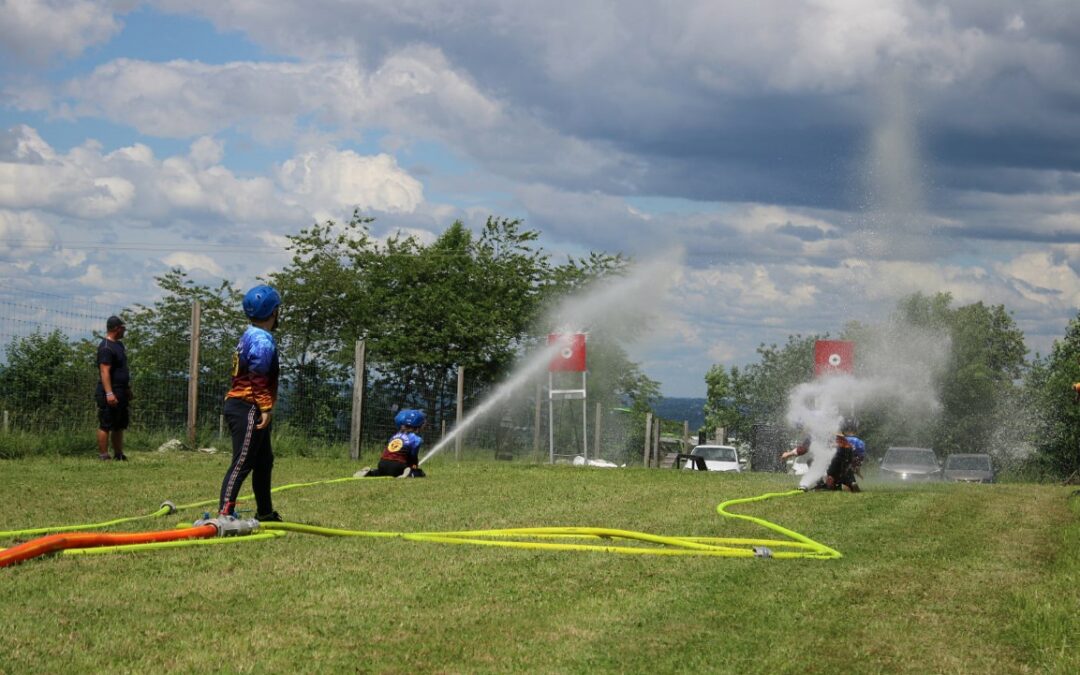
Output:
[380, 431, 423, 466]
[225, 325, 279, 412]
[846, 435, 866, 458]
[96, 338, 129, 389]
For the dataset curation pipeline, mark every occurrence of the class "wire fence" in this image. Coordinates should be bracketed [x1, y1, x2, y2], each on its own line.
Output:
[0, 291, 654, 464]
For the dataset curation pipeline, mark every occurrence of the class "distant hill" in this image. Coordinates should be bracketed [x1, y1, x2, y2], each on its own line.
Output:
[652, 397, 706, 430]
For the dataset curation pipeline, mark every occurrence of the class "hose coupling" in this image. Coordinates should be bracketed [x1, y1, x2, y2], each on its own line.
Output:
[192, 516, 260, 537]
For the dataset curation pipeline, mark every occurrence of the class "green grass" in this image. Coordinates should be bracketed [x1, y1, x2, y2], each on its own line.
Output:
[1, 454, 1077, 674]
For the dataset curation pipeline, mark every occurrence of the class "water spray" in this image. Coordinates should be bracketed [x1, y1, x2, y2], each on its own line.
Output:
[420, 252, 682, 466]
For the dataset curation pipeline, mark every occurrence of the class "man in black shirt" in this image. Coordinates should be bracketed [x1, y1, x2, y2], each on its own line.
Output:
[96, 315, 131, 460]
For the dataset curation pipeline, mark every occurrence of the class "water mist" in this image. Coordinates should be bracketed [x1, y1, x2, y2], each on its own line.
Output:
[785, 321, 948, 488]
[419, 251, 681, 465]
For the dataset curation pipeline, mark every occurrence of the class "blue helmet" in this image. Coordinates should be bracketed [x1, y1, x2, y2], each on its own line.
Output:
[243, 285, 281, 320]
[394, 409, 426, 428]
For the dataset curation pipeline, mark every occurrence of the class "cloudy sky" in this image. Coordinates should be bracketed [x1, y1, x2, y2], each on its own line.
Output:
[2, 0, 1080, 396]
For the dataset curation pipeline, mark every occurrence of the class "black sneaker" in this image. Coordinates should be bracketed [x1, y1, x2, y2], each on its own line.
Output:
[114, 453, 128, 461]
[255, 511, 283, 522]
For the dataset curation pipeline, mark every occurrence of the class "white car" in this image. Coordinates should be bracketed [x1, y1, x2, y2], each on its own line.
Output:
[683, 445, 742, 473]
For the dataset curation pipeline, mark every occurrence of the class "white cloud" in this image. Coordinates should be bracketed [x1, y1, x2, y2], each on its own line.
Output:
[278, 148, 424, 216]
[996, 251, 1080, 308]
[0, 0, 124, 66]
[0, 209, 56, 259]
[37, 48, 500, 143]
[686, 264, 819, 310]
[162, 252, 225, 277]
[0, 126, 426, 231]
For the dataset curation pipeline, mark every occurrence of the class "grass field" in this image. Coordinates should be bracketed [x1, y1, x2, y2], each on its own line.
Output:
[1, 453, 1077, 674]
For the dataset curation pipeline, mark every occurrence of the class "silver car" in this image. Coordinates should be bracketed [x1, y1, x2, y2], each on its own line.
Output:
[942, 453, 994, 483]
[879, 447, 942, 481]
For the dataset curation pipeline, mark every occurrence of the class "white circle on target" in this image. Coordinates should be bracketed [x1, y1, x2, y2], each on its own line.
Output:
[828, 353, 842, 366]
[561, 347, 574, 359]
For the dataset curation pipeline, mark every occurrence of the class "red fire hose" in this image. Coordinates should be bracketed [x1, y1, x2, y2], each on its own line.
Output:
[0, 524, 218, 568]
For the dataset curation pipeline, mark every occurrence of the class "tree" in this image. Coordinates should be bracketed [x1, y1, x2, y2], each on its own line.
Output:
[892, 292, 1026, 455]
[122, 269, 243, 430]
[0, 330, 95, 428]
[271, 215, 655, 431]
[704, 292, 1030, 462]
[1024, 313, 1080, 480]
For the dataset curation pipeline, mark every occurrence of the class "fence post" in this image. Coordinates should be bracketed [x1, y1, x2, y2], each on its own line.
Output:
[533, 381, 542, 459]
[594, 402, 602, 461]
[219, 414, 224, 438]
[653, 415, 661, 468]
[186, 300, 201, 449]
[683, 420, 690, 454]
[455, 366, 464, 461]
[643, 413, 652, 467]
[2, 410, 8, 433]
[349, 340, 366, 460]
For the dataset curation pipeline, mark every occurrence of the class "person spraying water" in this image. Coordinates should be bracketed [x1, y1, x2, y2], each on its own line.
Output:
[355, 409, 427, 479]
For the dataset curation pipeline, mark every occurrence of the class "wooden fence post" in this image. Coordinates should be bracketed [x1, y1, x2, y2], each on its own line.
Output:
[455, 366, 464, 461]
[643, 413, 652, 467]
[594, 401, 602, 461]
[186, 300, 201, 449]
[349, 339, 366, 461]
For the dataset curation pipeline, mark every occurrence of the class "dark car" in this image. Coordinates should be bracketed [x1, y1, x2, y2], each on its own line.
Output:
[942, 453, 994, 483]
[879, 447, 941, 481]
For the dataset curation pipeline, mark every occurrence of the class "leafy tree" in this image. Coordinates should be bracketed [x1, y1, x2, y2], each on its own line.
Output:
[705, 335, 819, 440]
[892, 292, 1026, 455]
[121, 269, 243, 429]
[0, 330, 96, 428]
[271, 214, 655, 432]
[705, 292, 1029, 462]
[1024, 314, 1080, 480]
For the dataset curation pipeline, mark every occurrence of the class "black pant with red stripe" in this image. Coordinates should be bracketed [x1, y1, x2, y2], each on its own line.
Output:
[219, 398, 275, 516]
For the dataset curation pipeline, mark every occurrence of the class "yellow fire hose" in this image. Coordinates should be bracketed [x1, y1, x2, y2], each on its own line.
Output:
[2, 477, 840, 563]
[256, 488, 840, 559]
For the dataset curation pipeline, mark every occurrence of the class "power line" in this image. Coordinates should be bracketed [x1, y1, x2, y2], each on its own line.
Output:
[1, 240, 286, 254]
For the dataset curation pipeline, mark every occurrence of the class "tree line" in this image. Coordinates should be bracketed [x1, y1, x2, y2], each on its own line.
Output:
[0, 213, 660, 444]
[705, 291, 1080, 480]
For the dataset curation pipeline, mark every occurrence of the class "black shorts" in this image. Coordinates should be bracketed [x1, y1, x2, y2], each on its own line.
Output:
[95, 388, 130, 431]
[376, 458, 409, 477]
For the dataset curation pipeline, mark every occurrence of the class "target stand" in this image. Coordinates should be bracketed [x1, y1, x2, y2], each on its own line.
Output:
[547, 333, 588, 464]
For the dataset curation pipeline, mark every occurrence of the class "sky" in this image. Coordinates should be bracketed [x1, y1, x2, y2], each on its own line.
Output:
[2, 0, 1080, 397]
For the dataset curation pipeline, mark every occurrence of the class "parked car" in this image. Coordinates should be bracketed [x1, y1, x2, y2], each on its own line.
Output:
[683, 445, 742, 473]
[942, 453, 994, 483]
[879, 447, 942, 481]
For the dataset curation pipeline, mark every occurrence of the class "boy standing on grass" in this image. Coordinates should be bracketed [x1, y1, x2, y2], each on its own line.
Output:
[218, 285, 283, 522]
[95, 315, 131, 461]
[356, 409, 427, 478]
